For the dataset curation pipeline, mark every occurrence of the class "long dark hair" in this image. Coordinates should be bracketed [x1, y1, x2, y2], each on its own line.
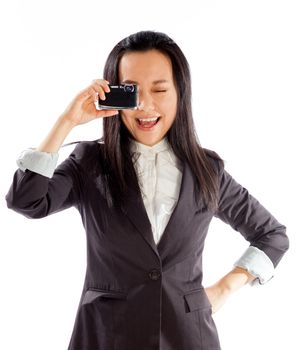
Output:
[100, 30, 223, 210]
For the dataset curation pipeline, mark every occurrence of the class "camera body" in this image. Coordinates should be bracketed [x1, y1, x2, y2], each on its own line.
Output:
[95, 84, 138, 110]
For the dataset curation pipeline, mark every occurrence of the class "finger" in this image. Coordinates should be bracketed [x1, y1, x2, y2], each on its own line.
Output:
[84, 87, 99, 106]
[91, 84, 106, 101]
[77, 85, 99, 103]
[79, 80, 110, 102]
[87, 84, 110, 106]
[92, 79, 111, 95]
[92, 92, 99, 104]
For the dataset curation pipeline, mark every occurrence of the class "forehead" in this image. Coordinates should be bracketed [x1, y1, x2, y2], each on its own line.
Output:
[118, 49, 173, 83]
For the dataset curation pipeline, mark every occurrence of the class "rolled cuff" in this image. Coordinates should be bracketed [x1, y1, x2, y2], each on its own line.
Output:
[16, 148, 59, 178]
[234, 246, 275, 285]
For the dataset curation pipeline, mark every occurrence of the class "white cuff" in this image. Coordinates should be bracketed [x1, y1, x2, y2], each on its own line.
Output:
[16, 148, 59, 178]
[234, 246, 275, 285]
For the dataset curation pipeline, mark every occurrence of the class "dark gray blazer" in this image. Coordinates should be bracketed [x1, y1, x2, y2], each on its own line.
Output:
[6, 141, 289, 350]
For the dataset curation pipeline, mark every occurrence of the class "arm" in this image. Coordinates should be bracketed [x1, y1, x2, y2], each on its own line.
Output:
[205, 267, 255, 313]
[15, 116, 74, 179]
[206, 167, 289, 312]
[5, 79, 118, 217]
[6, 145, 83, 218]
[216, 168, 289, 268]
[36, 79, 117, 154]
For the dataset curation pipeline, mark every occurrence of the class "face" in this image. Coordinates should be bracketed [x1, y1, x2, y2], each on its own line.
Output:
[118, 49, 178, 146]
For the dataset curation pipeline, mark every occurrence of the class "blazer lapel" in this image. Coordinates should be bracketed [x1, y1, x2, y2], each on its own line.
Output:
[122, 160, 205, 259]
[157, 161, 206, 255]
[121, 165, 159, 257]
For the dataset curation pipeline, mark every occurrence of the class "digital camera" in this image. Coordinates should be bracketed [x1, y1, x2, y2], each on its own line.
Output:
[95, 84, 138, 110]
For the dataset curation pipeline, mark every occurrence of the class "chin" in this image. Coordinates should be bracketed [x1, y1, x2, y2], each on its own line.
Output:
[137, 135, 164, 146]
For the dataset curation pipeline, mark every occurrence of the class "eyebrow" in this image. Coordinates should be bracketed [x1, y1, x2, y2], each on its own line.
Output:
[121, 79, 170, 85]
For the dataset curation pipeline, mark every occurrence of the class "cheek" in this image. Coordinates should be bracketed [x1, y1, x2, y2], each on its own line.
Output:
[162, 92, 177, 118]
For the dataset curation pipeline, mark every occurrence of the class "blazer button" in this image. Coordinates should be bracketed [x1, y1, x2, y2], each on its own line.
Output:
[149, 269, 161, 281]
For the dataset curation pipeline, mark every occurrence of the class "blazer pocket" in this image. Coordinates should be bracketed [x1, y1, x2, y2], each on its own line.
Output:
[82, 288, 127, 305]
[183, 288, 211, 312]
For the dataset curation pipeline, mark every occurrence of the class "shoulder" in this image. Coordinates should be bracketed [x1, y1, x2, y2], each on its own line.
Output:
[67, 140, 105, 172]
[202, 147, 225, 173]
[70, 140, 103, 159]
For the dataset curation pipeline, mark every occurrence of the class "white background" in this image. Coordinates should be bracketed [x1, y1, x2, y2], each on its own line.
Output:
[0, 0, 300, 349]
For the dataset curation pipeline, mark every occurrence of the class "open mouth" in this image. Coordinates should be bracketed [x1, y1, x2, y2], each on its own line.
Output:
[135, 117, 161, 129]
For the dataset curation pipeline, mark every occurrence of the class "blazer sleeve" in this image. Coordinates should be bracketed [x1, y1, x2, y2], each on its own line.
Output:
[214, 167, 289, 269]
[5, 143, 86, 219]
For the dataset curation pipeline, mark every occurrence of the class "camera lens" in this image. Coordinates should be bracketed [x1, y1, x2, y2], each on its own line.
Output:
[123, 84, 134, 93]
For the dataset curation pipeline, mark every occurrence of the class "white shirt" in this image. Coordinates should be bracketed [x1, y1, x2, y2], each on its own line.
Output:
[129, 137, 183, 245]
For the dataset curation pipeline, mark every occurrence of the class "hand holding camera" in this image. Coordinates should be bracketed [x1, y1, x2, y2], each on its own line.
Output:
[61, 79, 138, 128]
[36, 79, 139, 154]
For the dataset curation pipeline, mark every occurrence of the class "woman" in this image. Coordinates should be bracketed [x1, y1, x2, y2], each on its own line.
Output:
[6, 31, 289, 350]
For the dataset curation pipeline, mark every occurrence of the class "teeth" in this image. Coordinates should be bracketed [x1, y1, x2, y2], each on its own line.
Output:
[138, 117, 159, 122]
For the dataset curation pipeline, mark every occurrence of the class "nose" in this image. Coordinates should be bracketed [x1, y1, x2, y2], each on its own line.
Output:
[137, 92, 155, 112]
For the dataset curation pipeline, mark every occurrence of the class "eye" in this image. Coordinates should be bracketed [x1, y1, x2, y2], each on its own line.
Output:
[155, 90, 167, 93]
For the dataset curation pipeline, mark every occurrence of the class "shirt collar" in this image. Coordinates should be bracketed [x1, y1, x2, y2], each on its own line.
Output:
[130, 137, 170, 155]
